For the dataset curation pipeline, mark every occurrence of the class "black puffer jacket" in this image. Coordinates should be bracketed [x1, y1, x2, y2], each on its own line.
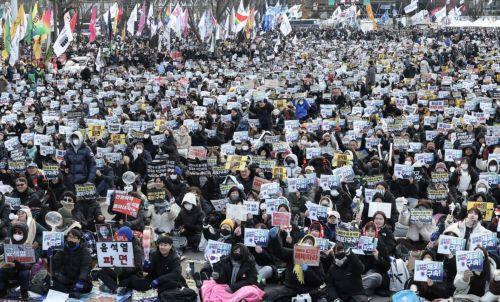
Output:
[174, 205, 204, 234]
[64, 131, 96, 185]
[74, 199, 103, 231]
[52, 243, 92, 284]
[0, 194, 12, 237]
[325, 252, 366, 300]
[146, 248, 182, 285]
[213, 245, 258, 291]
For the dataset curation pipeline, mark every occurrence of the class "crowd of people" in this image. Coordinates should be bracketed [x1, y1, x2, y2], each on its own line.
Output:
[0, 25, 498, 302]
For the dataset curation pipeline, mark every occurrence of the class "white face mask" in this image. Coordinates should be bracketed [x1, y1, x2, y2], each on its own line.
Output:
[404, 161, 412, 166]
[170, 174, 178, 180]
[136, 148, 143, 154]
[461, 164, 468, 170]
[331, 190, 339, 197]
[414, 125, 420, 130]
[288, 163, 296, 168]
[335, 257, 346, 267]
[13, 234, 23, 241]
[184, 203, 193, 211]
[72, 138, 80, 146]
[488, 166, 497, 172]
[241, 145, 249, 151]
[477, 187, 487, 194]
[300, 140, 308, 145]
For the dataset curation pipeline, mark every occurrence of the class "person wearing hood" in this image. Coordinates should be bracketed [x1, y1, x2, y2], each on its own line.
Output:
[371, 211, 397, 256]
[96, 226, 145, 294]
[165, 167, 188, 205]
[227, 186, 246, 205]
[174, 125, 192, 149]
[327, 186, 354, 223]
[201, 243, 264, 300]
[408, 250, 450, 301]
[292, 98, 310, 121]
[237, 167, 254, 196]
[323, 210, 341, 242]
[0, 223, 34, 300]
[323, 242, 368, 302]
[271, 108, 285, 133]
[63, 131, 96, 188]
[74, 193, 105, 232]
[50, 228, 93, 298]
[469, 179, 497, 204]
[128, 142, 153, 183]
[398, 199, 435, 243]
[11, 206, 46, 257]
[0, 193, 11, 240]
[249, 98, 274, 131]
[265, 233, 325, 301]
[202, 218, 240, 245]
[174, 192, 204, 250]
[449, 157, 479, 196]
[284, 153, 302, 179]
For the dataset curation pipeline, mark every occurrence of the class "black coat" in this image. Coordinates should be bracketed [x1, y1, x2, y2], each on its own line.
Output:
[174, 205, 204, 235]
[213, 255, 258, 292]
[326, 253, 366, 300]
[64, 145, 96, 185]
[52, 244, 92, 285]
[73, 199, 103, 231]
[249, 101, 274, 131]
[146, 249, 182, 286]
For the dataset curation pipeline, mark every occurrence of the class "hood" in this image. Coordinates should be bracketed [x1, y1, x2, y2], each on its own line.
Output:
[475, 179, 490, 193]
[70, 131, 84, 150]
[284, 153, 298, 166]
[486, 158, 499, 173]
[421, 249, 437, 261]
[416, 199, 432, 209]
[226, 185, 245, 199]
[181, 192, 197, 206]
[10, 222, 29, 244]
[443, 223, 460, 237]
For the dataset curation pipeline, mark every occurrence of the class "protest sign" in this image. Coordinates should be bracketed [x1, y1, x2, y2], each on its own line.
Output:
[147, 160, 168, 179]
[467, 202, 494, 221]
[187, 161, 210, 176]
[305, 202, 329, 222]
[414, 260, 444, 282]
[226, 204, 247, 222]
[336, 229, 360, 248]
[4, 244, 36, 263]
[271, 212, 291, 227]
[97, 242, 134, 267]
[437, 235, 466, 255]
[5, 197, 21, 209]
[287, 178, 309, 192]
[364, 175, 384, 188]
[272, 166, 287, 181]
[225, 155, 248, 171]
[211, 199, 229, 212]
[8, 161, 26, 173]
[394, 164, 414, 179]
[260, 182, 280, 199]
[204, 240, 232, 264]
[368, 202, 391, 218]
[113, 194, 142, 218]
[431, 172, 449, 183]
[244, 228, 270, 247]
[293, 245, 321, 266]
[410, 209, 433, 224]
[96, 224, 114, 242]
[43, 164, 60, 180]
[469, 233, 497, 252]
[456, 132, 474, 147]
[316, 238, 334, 251]
[211, 166, 229, 178]
[187, 146, 207, 160]
[456, 250, 484, 272]
[243, 201, 260, 216]
[42, 232, 65, 250]
[356, 236, 378, 254]
[252, 176, 270, 192]
[75, 183, 97, 199]
[427, 189, 448, 201]
[147, 188, 166, 203]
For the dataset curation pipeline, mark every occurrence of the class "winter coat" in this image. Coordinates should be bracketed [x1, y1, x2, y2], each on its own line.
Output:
[398, 206, 435, 242]
[107, 197, 146, 231]
[284, 154, 302, 178]
[64, 131, 96, 185]
[293, 100, 310, 120]
[52, 243, 92, 285]
[445, 219, 491, 243]
[325, 252, 366, 300]
[0, 195, 12, 235]
[146, 249, 183, 287]
[147, 203, 180, 234]
[213, 255, 258, 292]
[174, 133, 192, 149]
[249, 101, 274, 131]
[113, 238, 144, 277]
[413, 279, 450, 300]
[10, 187, 41, 206]
[454, 258, 497, 297]
[73, 199, 103, 231]
[174, 205, 204, 235]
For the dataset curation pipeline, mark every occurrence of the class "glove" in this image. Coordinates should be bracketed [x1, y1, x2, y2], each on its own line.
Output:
[143, 260, 151, 270]
[301, 264, 308, 271]
[151, 278, 160, 289]
[430, 231, 440, 242]
[73, 280, 85, 292]
[345, 247, 351, 256]
[269, 227, 279, 239]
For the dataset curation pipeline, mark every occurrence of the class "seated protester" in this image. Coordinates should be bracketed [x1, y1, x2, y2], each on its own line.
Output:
[398, 199, 434, 243]
[10, 177, 40, 206]
[266, 232, 325, 302]
[96, 227, 144, 294]
[429, 225, 460, 296]
[358, 222, 391, 296]
[360, 182, 399, 230]
[145, 180, 179, 235]
[269, 203, 301, 250]
[50, 229, 93, 298]
[323, 210, 341, 242]
[409, 250, 450, 300]
[0, 193, 12, 240]
[449, 157, 479, 197]
[11, 206, 46, 257]
[470, 179, 497, 204]
[174, 192, 204, 250]
[108, 191, 146, 232]
[287, 190, 310, 220]
[0, 223, 35, 300]
[447, 207, 491, 242]
[203, 218, 240, 245]
[372, 211, 397, 256]
[95, 158, 115, 197]
[248, 223, 277, 286]
[141, 235, 187, 294]
[323, 242, 368, 302]
[454, 247, 499, 301]
[389, 157, 419, 199]
[227, 185, 246, 205]
[73, 196, 105, 232]
[201, 243, 264, 301]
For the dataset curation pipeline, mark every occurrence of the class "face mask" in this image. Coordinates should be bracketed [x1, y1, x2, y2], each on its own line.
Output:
[144, 134, 150, 139]
[136, 148, 143, 154]
[220, 229, 231, 236]
[13, 234, 23, 241]
[170, 174, 178, 180]
[230, 194, 239, 201]
[414, 125, 420, 130]
[232, 253, 242, 261]
[184, 203, 193, 211]
[66, 241, 78, 248]
[405, 161, 412, 166]
[301, 243, 313, 247]
[477, 187, 486, 194]
[72, 139, 80, 146]
[300, 140, 308, 145]
[331, 190, 339, 197]
[461, 164, 468, 170]
[488, 166, 497, 172]
[335, 257, 347, 267]
[241, 145, 249, 151]
[288, 163, 296, 168]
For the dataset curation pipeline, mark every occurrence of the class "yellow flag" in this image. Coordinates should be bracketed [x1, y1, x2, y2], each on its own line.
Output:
[11, 4, 25, 37]
[33, 36, 42, 59]
[365, 4, 377, 30]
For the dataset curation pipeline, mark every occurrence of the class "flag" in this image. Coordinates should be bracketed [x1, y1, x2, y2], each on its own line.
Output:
[25, 2, 38, 45]
[10, 0, 17, 20]
[287, 5, 302, 19]
[89, 6, 97, 43]
[404, 0, 418, 14]
[2, 16, 11, 60]
[53, 12, 73, 57]
[12, 4, 26, 40]
[70, 11, 77, 32]
[137, 1, 146, 35]
[279, 13, 291, 36]
[33, 36, 42, 59]
[245, 8, 255, 39]
[33, 9, 50, 37]
[380, 11, 389, 24]
[9, 26, 21, 66]
[292, 35, 298, 45]
[331, 7, 342, 20]
[95, 48, 104, 72]
[234, 0, 248, 33]
[169, 3, 182, 37]
[147, 4, 154, 28]
[365, 4, 377, 30]
[127, 4, 138, 36]
[433, 6, 446, 23]
[113, 7, 122, 35]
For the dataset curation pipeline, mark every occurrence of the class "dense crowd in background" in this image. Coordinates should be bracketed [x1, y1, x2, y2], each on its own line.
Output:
[0, 26, 498, 302]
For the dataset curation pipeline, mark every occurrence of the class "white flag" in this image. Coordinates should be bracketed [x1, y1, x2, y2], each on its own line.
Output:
[279, 13, 292, 36]
[53, 13, 74, 57]
[95, 48, 104, 72]
[434, 6, 447, 23]
[9, 26, 21, 66]
[127, 4, 138, 36]
[10, 0, 17, 20]
[292, 35, 298, 45]
[404, 0, 418, 14]
[331, 7, 342, 20]
[198, 11, 207, 41]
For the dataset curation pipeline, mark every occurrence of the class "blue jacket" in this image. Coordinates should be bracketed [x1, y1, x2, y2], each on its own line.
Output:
[293, 99, 310, 119]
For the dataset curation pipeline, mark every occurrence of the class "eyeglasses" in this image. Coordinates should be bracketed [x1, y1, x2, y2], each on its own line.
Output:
[63, 197, 74, 202]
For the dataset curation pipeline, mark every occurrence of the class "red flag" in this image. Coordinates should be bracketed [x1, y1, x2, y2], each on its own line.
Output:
[70, 11, 78, 32]
[89, 6, 97, 43]
[117, 7, 123, 23]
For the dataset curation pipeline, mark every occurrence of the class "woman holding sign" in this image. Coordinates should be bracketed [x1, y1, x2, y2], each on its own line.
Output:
[408, 250, 450, 301]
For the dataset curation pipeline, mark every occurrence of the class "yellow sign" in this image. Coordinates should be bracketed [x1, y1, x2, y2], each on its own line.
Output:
[333, 152, 353, 167]
[87, 125, 105, 139]
[272, 166, 287, 182]
[110, 134, 126, 145]
[225, 155, 248, 171]
[467, 201, 494, 221]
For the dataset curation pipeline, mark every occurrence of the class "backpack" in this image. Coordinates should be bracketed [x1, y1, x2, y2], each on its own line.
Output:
[389, 257, 410, 292]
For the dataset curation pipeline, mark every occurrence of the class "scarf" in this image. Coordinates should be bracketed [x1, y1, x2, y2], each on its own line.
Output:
[293, 264, 305, 284]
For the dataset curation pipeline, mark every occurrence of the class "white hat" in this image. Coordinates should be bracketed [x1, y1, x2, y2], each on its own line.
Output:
[327, 210, 340, 219]
[182, 192, 198, 206]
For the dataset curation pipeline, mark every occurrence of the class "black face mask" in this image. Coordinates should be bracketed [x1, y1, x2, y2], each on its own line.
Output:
[66, 241, 77, 248]
[335, 252, 345, 259]
[220, 229, 231, 236]
[232, 253, 242, 261]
